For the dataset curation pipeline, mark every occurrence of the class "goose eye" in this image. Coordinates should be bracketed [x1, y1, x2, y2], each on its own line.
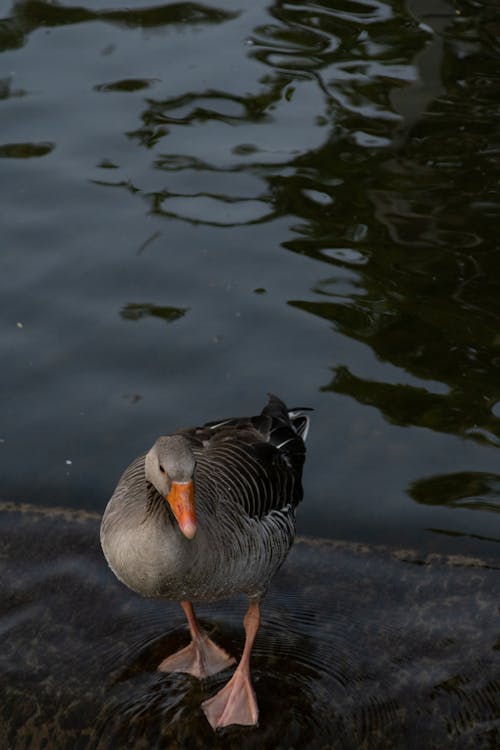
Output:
[159, 465, 166, 474]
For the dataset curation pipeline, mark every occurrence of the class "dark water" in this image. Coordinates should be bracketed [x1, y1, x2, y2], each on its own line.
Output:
[1, 6, 500, 545]
[2, 505, 499, 749]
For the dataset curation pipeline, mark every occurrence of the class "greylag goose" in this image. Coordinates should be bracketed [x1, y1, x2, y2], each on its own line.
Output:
[100, 394, 309, 729]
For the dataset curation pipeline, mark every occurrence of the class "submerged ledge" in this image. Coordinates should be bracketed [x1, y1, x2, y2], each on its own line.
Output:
[0, 502, 499, 748]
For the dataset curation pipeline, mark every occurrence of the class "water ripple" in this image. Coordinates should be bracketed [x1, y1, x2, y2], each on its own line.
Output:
[2, 506, 499, 748]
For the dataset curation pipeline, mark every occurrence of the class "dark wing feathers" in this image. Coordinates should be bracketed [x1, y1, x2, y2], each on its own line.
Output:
[196, 438, 296, 520]
[262, 394, 309, 479]
[190, 394, 309, 519]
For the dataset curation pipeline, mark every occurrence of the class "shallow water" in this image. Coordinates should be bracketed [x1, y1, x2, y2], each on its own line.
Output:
[2, 1, 500, 558]
[2, 504, 499, 748]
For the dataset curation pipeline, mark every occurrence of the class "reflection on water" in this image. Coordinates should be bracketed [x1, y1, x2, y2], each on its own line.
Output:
[1, 0, 500, 559]
[2, 505, 500, 748]
[0, 141, 54, 157]
[410, 470, 500, 546]
[319, 364, 500, 447]
[0, 2, 237, 50]
[120, 302, 189, 324]
[410, 471, 500, 513]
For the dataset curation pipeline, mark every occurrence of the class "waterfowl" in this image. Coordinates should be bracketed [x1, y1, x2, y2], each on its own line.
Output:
[100, 394, 309, 729]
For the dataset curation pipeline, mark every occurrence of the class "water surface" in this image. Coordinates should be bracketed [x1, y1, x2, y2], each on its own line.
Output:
[1, 0, 500, 559]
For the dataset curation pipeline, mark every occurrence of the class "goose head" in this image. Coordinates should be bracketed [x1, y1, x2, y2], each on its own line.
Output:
[145, 435, 197, 539]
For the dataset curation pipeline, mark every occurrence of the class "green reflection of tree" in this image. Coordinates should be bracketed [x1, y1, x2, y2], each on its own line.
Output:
[126, 81, 294, 152]
[95, 80, 157, 94]
[409, 472, 500, 514]
[0, 2, 237, 52]
[121, 303, 188, 324]
[282, 3, 500, 447]
[291, 297, 500, 445]
[0, 141, 54, 158]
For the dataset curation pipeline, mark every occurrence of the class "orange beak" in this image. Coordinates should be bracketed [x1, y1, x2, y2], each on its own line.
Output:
[167, 480, 197, 539]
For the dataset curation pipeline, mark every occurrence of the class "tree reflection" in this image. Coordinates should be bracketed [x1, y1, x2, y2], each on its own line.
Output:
[0, 1, 237, 52]
[4, 0, 498, 452]
[409, 471, 500, 514]
[123, 0, 500, 448]
[121, 303, 188, 323]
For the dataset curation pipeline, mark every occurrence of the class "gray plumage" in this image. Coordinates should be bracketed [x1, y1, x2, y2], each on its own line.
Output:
[100, 394, 309, 603]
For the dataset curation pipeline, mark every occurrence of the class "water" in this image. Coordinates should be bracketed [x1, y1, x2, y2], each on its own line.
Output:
[3, 0, 500, 560]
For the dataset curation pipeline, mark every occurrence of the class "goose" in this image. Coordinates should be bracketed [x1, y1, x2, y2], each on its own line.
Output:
[100, 394, 309, 729]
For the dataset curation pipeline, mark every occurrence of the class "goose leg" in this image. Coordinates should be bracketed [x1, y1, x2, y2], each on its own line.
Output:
[202, 600, 260, 729]
[158, 600, 235, 678]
